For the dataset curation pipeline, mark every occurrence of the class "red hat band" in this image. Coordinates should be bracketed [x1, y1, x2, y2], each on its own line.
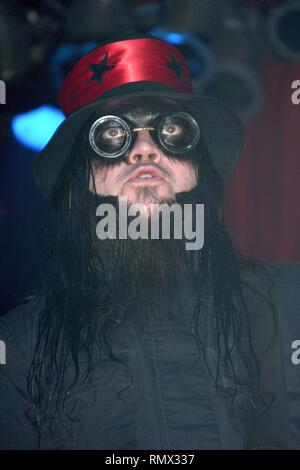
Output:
[58, 38, 194, 116]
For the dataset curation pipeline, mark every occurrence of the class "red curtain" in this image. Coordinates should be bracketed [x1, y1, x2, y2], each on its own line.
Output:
[224, 59, 300, 262]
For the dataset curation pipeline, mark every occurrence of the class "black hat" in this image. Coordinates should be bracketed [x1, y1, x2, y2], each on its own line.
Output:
[34, 36, 243, 200]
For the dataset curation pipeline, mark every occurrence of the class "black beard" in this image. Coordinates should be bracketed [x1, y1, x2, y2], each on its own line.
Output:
[88, 187, 203, 331]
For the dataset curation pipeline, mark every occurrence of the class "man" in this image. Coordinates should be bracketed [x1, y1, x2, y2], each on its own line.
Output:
[0, 35, 294, 449]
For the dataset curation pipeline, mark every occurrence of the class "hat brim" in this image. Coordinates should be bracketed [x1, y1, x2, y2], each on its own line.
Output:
[33, 90, 243, 200]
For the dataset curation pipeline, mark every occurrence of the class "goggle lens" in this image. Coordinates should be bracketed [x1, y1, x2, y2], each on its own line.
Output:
[89, 115, 131, 158]
[159, 113, 200, 154]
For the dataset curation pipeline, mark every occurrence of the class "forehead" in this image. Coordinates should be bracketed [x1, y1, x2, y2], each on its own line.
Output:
[92, 96, 182, 124]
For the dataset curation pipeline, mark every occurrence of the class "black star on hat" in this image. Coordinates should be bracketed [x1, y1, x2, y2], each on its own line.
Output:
[89, 52, 115, 84]
[165, 52, 184, 81]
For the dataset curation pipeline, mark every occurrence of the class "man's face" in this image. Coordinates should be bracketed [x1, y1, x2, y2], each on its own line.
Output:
[90, 99, 198, 207]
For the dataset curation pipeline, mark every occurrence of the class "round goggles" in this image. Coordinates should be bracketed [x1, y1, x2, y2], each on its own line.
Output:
[88, 112, 200, 159]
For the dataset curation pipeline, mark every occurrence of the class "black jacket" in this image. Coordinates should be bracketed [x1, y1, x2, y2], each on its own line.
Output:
[0, 263, 298, 450]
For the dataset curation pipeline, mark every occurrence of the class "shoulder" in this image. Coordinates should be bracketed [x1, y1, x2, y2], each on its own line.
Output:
[0, 295, 45, 362]
[238, 259, 300, 325]
[0, 297, 45, 449]
[237, 259, 300, 354]
[238, 257, 279, 288]
[247, 261, 300, 449]
[238, 258, 300, 288]
[237, 258, 299, 312]
[237, 258, 278, 321]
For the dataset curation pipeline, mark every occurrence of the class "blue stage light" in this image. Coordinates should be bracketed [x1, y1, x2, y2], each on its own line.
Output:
[150, 27, 186, 45]
[11, 105, 65, 152]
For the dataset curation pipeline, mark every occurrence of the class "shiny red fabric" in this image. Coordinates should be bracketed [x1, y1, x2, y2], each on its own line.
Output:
[59, 39, 193, 116]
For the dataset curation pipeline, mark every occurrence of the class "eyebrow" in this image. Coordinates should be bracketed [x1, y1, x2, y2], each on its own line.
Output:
[120, 109, 161, 127]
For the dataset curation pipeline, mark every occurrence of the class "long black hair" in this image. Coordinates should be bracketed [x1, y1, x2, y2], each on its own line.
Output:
[27, 97, 277, 438]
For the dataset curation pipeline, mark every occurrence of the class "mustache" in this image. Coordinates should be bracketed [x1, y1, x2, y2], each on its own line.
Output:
[116, 162, 172, 183]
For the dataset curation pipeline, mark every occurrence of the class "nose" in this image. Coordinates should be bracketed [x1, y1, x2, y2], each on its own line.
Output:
[127, 130, 161, 165]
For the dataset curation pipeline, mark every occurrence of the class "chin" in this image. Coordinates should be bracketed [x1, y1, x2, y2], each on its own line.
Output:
[121, 183, 176, 207]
